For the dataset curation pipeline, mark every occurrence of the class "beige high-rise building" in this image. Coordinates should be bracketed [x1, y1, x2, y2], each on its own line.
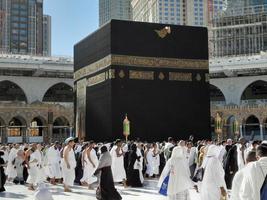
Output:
[131, 0, 225, 27]
[99, 0, 132, 27]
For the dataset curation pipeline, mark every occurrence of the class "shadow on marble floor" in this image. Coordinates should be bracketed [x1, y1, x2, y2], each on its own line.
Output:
[0, 192, 28, 199]
[122, 188, 159, 195]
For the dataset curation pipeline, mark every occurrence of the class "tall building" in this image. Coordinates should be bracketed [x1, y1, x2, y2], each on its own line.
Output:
[211, 2, 267, 57]
[131, 0, 225, 27]
[225, 0, 267, 15]
[0, 0, 10, 53]
[0, 0, 51, 56]
[208, 0, 227, 23]
[227, 0, 267, 7]
[0, 4, 5, 52]
[99, 0, 132, 27]
[43, 15, 51, 56]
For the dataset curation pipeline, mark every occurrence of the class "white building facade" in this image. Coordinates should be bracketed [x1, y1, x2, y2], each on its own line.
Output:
[210, 52, 267, 140]
[0, 54, 74, 144]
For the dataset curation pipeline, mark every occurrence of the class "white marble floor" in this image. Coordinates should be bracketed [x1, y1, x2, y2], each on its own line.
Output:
[0, 180, 201, 200]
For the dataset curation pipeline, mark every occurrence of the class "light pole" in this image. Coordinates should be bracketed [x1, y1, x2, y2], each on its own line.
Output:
[260, 124, 263, 140]
[215, 113, 223, 143]
[233, 119, 239, 141]
[123, 114, 130, 142]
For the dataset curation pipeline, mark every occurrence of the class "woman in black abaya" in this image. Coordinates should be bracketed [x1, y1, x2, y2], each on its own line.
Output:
[95, 146, 121, 200]
[126, 144, 143, 187]
[75, 143, 88, 185]
[0, 151, 6, 192]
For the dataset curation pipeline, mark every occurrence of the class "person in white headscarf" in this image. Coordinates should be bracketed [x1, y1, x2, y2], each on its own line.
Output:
[145, 144, 154, 177]
[200, 145, 227, 200]
[158, 146, 193, 200]
[6, 144, 19, 181]
[152, 143, 160, 176]
[13, 149, 25, 184]
[35, 144, 46, 183]
[26, 144, 39, 190]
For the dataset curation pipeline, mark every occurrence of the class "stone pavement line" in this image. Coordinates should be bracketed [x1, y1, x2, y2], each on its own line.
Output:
[0, 181, 200, 200]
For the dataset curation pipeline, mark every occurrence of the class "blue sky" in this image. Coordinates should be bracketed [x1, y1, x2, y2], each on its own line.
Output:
[44, 0, 98, 56]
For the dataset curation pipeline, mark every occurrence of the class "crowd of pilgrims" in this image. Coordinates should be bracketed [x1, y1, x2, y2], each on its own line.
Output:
[0, 136, 267, 200]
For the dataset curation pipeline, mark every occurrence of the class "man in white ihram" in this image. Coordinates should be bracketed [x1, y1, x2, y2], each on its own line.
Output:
[6, 144, 19, 181]
[62, 137, 76, 192]
[110, 139, 127, 187]
[236, 143, 267, 200]
[47, 141, 61, 185]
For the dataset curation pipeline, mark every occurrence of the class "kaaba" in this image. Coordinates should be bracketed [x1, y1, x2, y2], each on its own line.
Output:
[74, 20, 210, 142]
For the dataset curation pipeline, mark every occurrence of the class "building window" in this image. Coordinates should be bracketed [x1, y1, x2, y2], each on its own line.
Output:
[12, 23, 19, 28]
[12, 10, 19, 15]
[20, 10, 27, 16]
[12, 4, 20, 9]
[12, 16, 19, 21]
[20, 17, 27, 22]
[12, 35, 18, 40]
[20, 30, 27, 35]
[20, 23, 27, 28]
[20, 5, 27, 10]
[12, 29, 19, 34]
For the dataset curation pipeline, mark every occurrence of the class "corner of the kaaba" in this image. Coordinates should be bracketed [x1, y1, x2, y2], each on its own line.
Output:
[74, 19, 211, 142]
